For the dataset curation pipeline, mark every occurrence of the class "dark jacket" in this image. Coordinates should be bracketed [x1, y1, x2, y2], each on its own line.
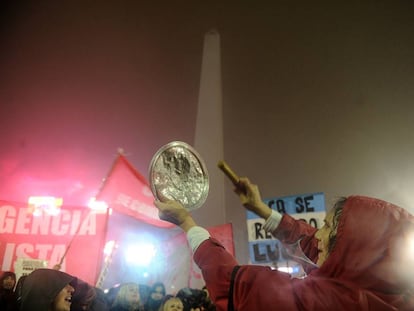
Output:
[0, 271, 18, 311]
[20, 268, 76, 311]
[195, 195, 414, 310]
[71, 279, 110, 311]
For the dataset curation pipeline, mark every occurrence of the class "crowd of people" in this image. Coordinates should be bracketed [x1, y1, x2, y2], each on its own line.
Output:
[2, 173, 414, 310]
[0, 269, 216, 311]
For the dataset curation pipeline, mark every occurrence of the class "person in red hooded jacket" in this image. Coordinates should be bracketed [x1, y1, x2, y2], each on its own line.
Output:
[154, 177, 414, 311]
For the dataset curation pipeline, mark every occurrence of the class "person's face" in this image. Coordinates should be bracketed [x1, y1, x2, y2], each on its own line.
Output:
[164, 298, 183, 311]
[314, 208, 336, 266]
[2, 276, 15, 290]
[125, 284, 140, 304]
[151, 286, 164, 301]
[52, 284, 74, 311]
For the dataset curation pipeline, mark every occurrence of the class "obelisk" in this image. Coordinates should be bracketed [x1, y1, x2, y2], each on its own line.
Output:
[193, 29, 225, 227]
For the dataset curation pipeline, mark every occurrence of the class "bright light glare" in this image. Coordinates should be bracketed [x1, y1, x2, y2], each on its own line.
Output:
[28, 196, 63, 216]
[406, 234, 414, 259]
[125, 243, 156, 266]
[104, 240, 117, 257]
[88, 197, 108, 211]
[277, 266, 294, 274]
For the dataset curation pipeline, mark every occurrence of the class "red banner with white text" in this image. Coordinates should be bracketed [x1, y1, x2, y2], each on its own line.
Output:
[96, 154, 174, 228]
[0, 201, 107, 284]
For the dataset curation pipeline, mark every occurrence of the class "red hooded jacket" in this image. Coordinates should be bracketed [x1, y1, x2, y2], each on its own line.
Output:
[194, 196, 414, 310]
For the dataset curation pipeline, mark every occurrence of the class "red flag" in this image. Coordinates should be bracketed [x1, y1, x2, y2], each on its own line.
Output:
[96, 154, 174, 228]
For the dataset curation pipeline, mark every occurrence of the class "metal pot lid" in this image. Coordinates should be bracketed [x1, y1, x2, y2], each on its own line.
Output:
[149, 141, 209, 211]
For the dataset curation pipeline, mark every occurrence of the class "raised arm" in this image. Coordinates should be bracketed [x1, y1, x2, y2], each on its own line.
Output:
[154, 199, 197, 232]
[235, 177, 272, 220]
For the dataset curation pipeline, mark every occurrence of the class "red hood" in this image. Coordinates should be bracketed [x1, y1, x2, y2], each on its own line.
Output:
[317, 196, 414, 295]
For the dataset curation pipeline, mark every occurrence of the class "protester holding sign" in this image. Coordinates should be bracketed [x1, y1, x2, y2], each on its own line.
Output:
[154, 176, 414, 310]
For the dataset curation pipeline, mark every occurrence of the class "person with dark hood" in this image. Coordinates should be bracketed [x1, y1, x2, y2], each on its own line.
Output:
[0, 271, 18, 311]
[20, 268, 76, 311]
[154, 176, 414, 310]
[144, 282, 166, 311]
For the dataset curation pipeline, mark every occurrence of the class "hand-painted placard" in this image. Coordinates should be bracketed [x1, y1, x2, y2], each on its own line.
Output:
[246, 192, 326, 272]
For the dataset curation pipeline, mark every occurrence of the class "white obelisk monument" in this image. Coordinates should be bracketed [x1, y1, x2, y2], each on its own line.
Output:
[193, 29, 225, 227]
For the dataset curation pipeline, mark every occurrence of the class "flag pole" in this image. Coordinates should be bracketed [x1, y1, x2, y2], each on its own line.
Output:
[93, 149, 124, 285]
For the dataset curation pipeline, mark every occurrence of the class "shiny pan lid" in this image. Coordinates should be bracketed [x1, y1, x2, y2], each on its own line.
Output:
[149, 141, 209, 211]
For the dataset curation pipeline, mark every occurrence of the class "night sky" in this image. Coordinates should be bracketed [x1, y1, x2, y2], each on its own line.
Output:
[1, 1, 414, 220]
[0, 1, 219, 205]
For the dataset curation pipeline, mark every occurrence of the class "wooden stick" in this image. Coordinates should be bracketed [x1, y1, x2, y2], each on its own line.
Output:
[57, 216, 83, 267]
[217, 160, 240, 185]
